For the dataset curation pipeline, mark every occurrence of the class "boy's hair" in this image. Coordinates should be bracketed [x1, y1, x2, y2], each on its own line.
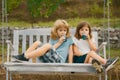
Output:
[51, 19, 70, 40]
[74, 21, 92, 39]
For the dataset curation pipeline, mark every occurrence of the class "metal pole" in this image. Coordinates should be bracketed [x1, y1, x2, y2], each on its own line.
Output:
[5, 0, 8, 40]
[103, 1, 108, 80]
[2, 0, 5, 64]
[107, 0, 111, 59]
[102, 0, 106, 42]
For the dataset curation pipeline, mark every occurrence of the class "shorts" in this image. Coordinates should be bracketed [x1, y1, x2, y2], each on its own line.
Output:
[73, 54, 87, 63]
[38, 51, 51, 63]
[38, 49, 61, 63]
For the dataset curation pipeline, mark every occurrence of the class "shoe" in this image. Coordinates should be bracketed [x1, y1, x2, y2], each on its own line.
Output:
[12, 53, 29, 62]
[103, 57, 119, 71]
[92, 59, 103, 73]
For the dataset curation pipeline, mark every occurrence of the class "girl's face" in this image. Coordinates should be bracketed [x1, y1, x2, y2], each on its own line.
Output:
[57, 27, 67, 38]
[79, 25, 89, 36]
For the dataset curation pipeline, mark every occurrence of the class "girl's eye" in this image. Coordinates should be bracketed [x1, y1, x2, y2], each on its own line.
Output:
[81, 29, 83, 31]
[85, 29, 88, 31]
[59, 30, 62, 31]
[64, 30, 67, 32]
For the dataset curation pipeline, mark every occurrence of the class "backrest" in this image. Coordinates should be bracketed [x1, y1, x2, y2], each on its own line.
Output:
[12, 28, 98, 57]
[13, 28, 51, 55]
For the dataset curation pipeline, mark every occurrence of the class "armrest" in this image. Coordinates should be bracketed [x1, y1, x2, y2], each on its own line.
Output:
[6, 40, 14, 62]
[6, 40, 14, 51]
[97, 42, 107, 52]
[97, 42, 107, 59]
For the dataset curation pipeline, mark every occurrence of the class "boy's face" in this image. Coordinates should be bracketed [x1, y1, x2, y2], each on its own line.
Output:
[79, 25, 89, 36]
[57, 27, 67, 38]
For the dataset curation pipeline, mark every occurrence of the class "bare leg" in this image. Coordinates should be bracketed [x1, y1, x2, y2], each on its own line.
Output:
[25, 43, 51, 59]
[26, 41, 41, 54]
[84, 54, 90, 63]
[84, 51, 106, 64]
[88, 57, 93, 63]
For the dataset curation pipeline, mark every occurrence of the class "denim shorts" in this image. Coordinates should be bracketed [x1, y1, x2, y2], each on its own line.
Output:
[73, 54, 87, 63]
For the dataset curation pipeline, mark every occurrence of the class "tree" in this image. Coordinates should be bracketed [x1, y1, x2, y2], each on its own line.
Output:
[6, 0, 65, 26]
[27, 0, 64, 18]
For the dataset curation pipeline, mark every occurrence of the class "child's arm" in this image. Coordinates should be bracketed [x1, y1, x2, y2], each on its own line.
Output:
[86, 35, 97, 51]
[87, 39, 97, 51]
[53, 37, 64, 49]
[73, 44, 82, 56]
[68, 45, 73, 63]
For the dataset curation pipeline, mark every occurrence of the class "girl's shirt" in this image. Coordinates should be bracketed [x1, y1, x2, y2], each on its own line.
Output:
[49, 37, 74, 63]
[72, 36, 97, 55]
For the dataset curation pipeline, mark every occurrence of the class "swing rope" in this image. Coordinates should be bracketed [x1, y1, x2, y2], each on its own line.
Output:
[2, 0, 5, 65]
[107, 0, 111, 59]
[103, 0, 111, 59]
[2, 0, 8, 65]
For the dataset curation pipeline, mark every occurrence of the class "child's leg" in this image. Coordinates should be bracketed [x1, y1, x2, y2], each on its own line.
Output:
[26, 41, 41, 54]
[84, 54, 91, 63]
[84, 51, 106, 64]
[88, 57, 93, 63]
[84, 56, 92, 63]
[25, 43, 51, 59]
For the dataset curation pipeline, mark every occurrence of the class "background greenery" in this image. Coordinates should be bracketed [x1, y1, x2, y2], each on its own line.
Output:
[0, 0, 120, 57]
[0, 0, 120, 28]
[0, 1, 120, 80]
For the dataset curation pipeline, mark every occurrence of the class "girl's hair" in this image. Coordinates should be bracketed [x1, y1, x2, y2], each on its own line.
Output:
[74, 21, 92, 39]
[51, 19, 70, 40]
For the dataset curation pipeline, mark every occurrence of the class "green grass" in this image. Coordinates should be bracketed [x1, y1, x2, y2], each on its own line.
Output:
[0, 18, 120, 28]
[106, 48, 120, 58]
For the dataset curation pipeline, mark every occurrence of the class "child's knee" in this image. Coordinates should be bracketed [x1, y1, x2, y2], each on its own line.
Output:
[35, 41, 41, 45]
[44, 43, 52, 49]
[88, 51, 96, 55]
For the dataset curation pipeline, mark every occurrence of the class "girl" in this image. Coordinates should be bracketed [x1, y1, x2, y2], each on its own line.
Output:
[13, 19, 74, 63]
[73, 21, 119, 73]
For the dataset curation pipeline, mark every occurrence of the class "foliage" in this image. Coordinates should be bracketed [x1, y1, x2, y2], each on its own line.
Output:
[7, 0, 23, 13]
[27, 0, 64, 18]
[89, 2, 103, 17]
[6, 0, 64, 18]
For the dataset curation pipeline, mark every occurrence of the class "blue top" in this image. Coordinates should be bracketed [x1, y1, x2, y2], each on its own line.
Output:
[49, 37, 74, 63]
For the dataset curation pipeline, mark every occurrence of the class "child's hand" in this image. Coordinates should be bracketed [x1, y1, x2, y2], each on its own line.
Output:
[86, 35, 90, 40]
[59, 36, 65, 43]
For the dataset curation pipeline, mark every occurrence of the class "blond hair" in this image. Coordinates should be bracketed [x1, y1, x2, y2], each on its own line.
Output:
[51, 19, 70, 40]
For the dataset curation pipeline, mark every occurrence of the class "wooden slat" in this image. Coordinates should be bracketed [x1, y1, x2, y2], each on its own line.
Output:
[4, 63, 96, 74]
[22, 35, 26, 53]
[13, 30, 19, 55]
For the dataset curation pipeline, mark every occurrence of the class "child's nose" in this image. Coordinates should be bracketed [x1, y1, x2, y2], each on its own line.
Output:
[83, 31, 85, 33]
[62, 33, 65, 35]
[62, 32, 65, 34]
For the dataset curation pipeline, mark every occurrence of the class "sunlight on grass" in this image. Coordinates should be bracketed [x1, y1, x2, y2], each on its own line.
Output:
[67, 18, 120, 28]
[0, 18, 120, 28]
[106, 48, 120, 58]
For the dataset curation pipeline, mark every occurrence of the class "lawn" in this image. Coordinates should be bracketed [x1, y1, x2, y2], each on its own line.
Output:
[0, 18, 120, 28]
